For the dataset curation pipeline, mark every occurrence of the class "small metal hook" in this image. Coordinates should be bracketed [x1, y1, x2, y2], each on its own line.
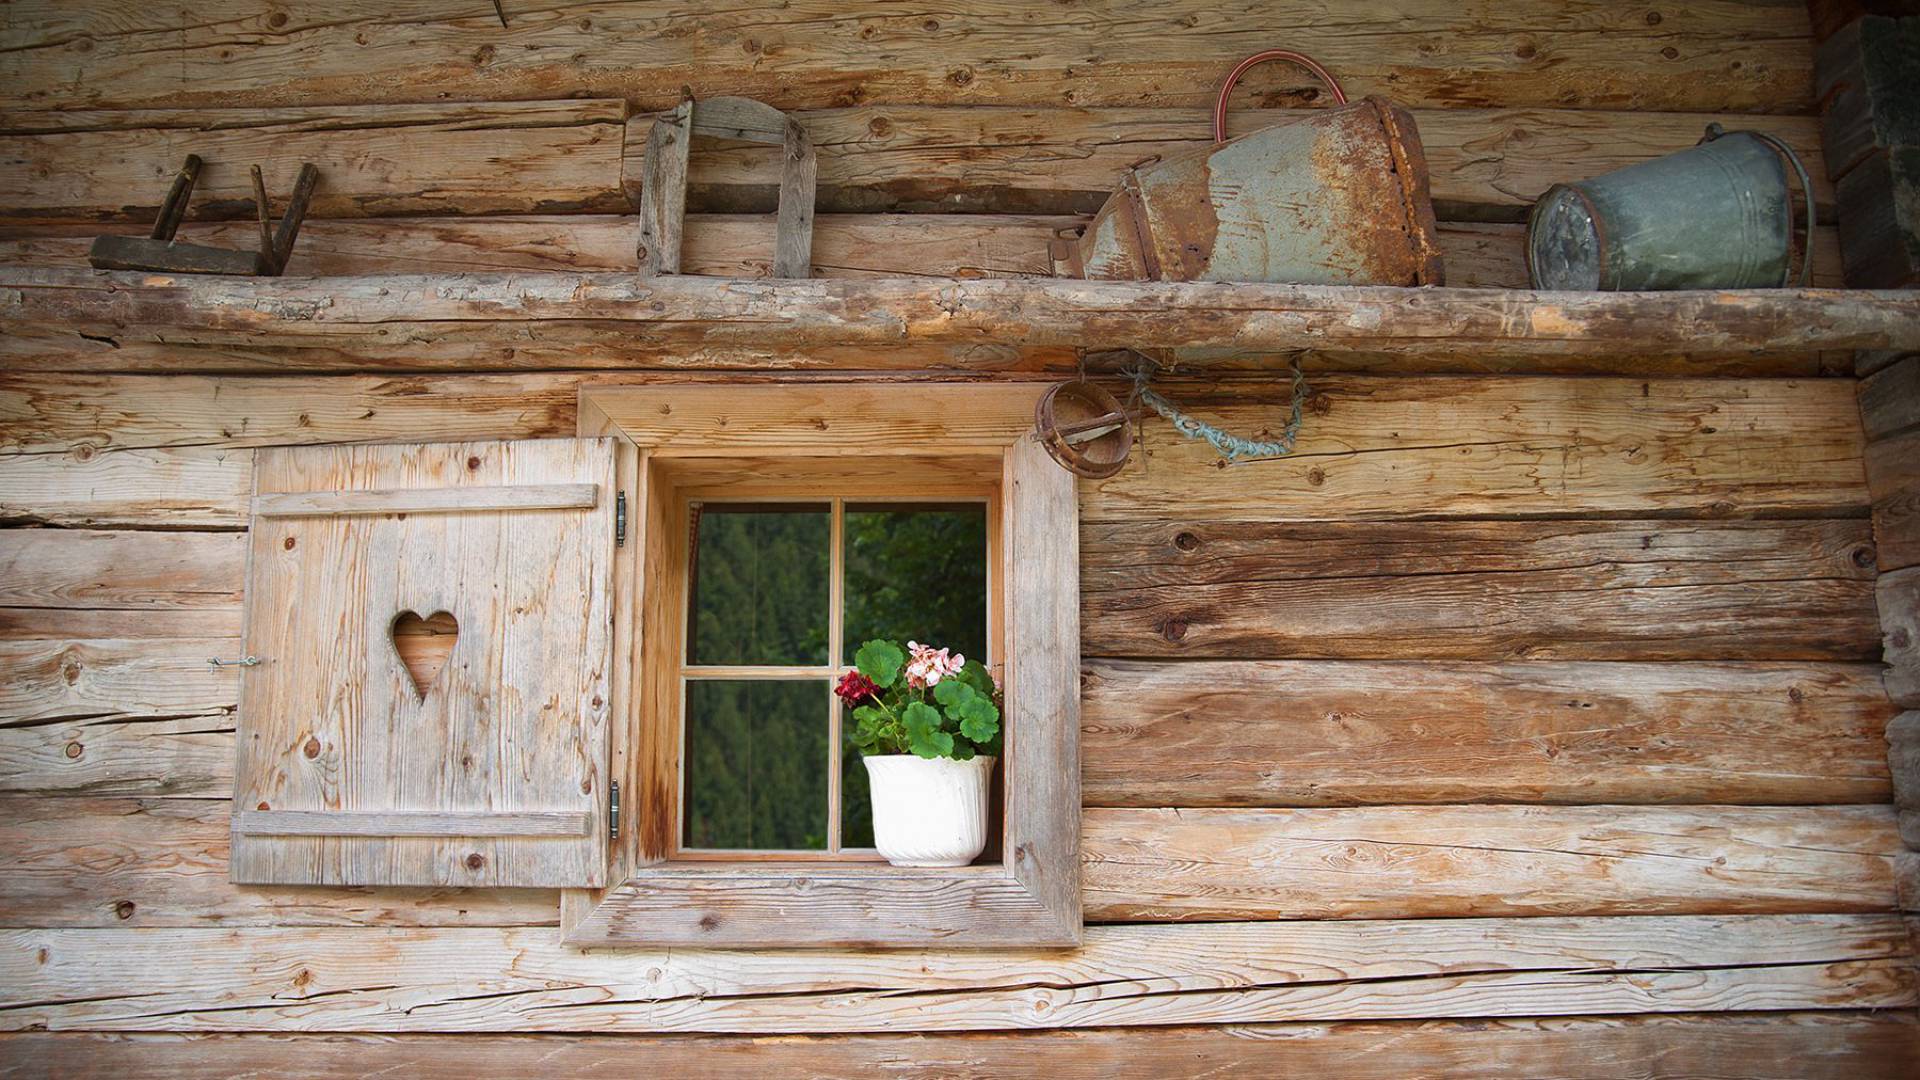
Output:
[208, 656, 262, 668]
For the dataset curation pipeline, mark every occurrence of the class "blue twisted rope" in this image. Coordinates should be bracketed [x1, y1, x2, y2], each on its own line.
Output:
[1126, 358, 1309, 462]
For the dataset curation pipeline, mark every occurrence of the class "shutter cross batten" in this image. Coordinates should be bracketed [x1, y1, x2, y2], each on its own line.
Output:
[229, 438, 618, 889]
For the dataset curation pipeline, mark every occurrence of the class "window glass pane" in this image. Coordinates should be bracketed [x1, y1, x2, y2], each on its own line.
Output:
[841, 720, 874, 849]
[688, 503, 829, 666]
[682, 679, 828, 850]
[842, 503, 988, 662]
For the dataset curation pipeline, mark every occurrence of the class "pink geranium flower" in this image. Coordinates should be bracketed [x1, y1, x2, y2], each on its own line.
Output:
[905, 640, 964, 689]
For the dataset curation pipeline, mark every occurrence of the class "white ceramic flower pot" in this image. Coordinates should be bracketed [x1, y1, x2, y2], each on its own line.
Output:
[862, 754, 996, 868]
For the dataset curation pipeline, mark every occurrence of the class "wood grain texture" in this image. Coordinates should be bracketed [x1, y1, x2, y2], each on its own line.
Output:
[3, 797, 1905, 930]
[251, 483, 597, 517]
[1882, 567, 1920, 707]
[1081, 659, 1896, 808]
[6, 1013, 1917, 1080]
[631, 105, 1830, 218]
[233, 439, 615, 888]
[585, 383, 1046, 455]
[8, 272, 1918, 362]
[0, 100, 629, 223]
[1, 915, 1909, 1032]
[0, 797, 557, 929]
[1858, 353, 1920, 442]
[1080, 806, 1903, 921]
[1891, 712, 1920, 819]
[1866, 428, 1920, 571]
[1082, 519, 1880, 660]
[0, 446, 252, 528]
[0, 214, 1851, 296]
[0, 529, 242, 609]
[1084, 376, 1868, 522]
[0, 635, 236, 726]
[0, 1, 1818, 115]
[0, 716, 236, 798]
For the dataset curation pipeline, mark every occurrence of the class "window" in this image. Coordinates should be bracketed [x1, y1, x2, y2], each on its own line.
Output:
[679, 500, 991, 857]
[222, 385, 1082, 948]
[567, 383, 1083, 948]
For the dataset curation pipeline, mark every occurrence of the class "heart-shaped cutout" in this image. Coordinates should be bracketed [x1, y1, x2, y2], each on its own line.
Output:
[391, 610, 458, 700]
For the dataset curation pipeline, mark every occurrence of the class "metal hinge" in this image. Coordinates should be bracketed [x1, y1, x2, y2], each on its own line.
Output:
[609, 780, 621, 839]
[615, 491, 627, 548]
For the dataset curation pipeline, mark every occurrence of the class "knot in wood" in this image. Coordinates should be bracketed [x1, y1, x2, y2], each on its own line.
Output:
[465, 852, 486, 870]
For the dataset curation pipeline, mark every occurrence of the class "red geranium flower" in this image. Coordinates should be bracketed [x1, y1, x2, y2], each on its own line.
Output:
[835, 670, 881, 705]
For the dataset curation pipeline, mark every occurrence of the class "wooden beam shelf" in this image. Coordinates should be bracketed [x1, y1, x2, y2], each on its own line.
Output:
[3, 267, 1917, 363]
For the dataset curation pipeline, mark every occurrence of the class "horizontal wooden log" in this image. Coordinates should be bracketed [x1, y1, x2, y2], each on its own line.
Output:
[0, 529, 242, 608]
[0, 716, 236, 798]
[1082, 660, 1895, 807]
[0, 653, 1894, 808]
[642, 105, 1831, 218]
[1, 798, 1902, 929]
[1082, 519, 1880, 661]
[1867, 427, 1920, 572]
[0, 374, 1869, 526]
[1882, 567, 1920, 708]
[1859, 354, 1920, 442]
[1080, 806, 1903, 921]
[0, 214, 1852, 303]
[1, 102, 1829, 223]
[0, 101, 629, 223]
[0, 446, 251, 528]
[5, 271, 1915, 364]
[1084, 376, 1867, 522]
[1, 915, 1908, 1032]
[0, 798, 557, 928]
[8, 1013, 1917, 1080]
[0, 1, 1817, 115]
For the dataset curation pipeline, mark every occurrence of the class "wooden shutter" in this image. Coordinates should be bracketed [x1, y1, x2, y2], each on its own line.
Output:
[230, 438, 617, 888]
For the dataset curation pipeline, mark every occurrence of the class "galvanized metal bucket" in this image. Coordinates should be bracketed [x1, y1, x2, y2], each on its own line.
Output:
[1065, 51, 1444, 287]
[1527, 124, 1816, 290]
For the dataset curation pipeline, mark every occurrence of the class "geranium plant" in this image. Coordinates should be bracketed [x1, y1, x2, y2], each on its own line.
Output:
[838, 639, 1002, 760]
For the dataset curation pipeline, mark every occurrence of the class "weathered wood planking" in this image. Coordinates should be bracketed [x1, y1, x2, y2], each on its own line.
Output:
[0, 798, 558, 928]
[0, 717, 236, 799]
[1081, 806, 1903, 921]
[0, 215, 1852, 296]
[1, 916, 1909, 1032]
[7, 1013, 1918, 1080]
[3, 375, 1868, 525]
[234, 439, 615, 889]
[0, 101, 629, 223]
[0, 446, 251, 528]
[1858, 354, 1920, 443]
[1867, 429, 1920, 572]
[0, 798, 1902, 929]
[1082, 519, 1880, 661]
[0, 636, 236, 726]
[643, 106, 1832, 218]
[1883, 567, 1920, 708]
[0, 1, 1817, 115]
[0, 529, 242, 607]
[1085, 376, 1868, 522]
[0, 103, 1828, 223]
[6, 272, 1918, 363]
[1081, 660, 1895, 808]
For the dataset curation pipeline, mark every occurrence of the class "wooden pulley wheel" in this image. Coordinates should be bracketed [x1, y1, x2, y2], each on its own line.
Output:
[1035, 380, 1133, 479]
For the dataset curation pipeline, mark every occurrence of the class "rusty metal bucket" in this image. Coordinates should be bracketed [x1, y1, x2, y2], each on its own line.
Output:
[1064, 51, 1444, 286]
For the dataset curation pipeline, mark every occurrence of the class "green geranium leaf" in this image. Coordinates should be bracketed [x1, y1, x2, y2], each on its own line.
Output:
[959, 659, 995, 696]
[956, 696, 1000, 743]
[950, 742, 976, 761]
[854, 640, 905, 686]
[902, 700, 953, 759]
[932, 679, 976, 708]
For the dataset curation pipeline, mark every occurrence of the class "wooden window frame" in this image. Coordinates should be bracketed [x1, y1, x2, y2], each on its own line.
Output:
[564, 384, 1082, 948]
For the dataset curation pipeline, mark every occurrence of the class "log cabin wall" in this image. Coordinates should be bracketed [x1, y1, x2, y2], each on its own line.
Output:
[1, 2, 1917, 1074]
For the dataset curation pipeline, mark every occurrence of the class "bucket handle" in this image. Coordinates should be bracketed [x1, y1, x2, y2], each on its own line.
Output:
[1701, 123, 1816, 288]
[1213, 51, 1349, 144]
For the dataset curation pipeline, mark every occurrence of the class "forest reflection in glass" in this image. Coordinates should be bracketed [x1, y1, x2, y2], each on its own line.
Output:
[687, 503, 829, 666]
[683, 679, 829, 850]
[682, 500, 989, 852]
[843, 503, 988, 663]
